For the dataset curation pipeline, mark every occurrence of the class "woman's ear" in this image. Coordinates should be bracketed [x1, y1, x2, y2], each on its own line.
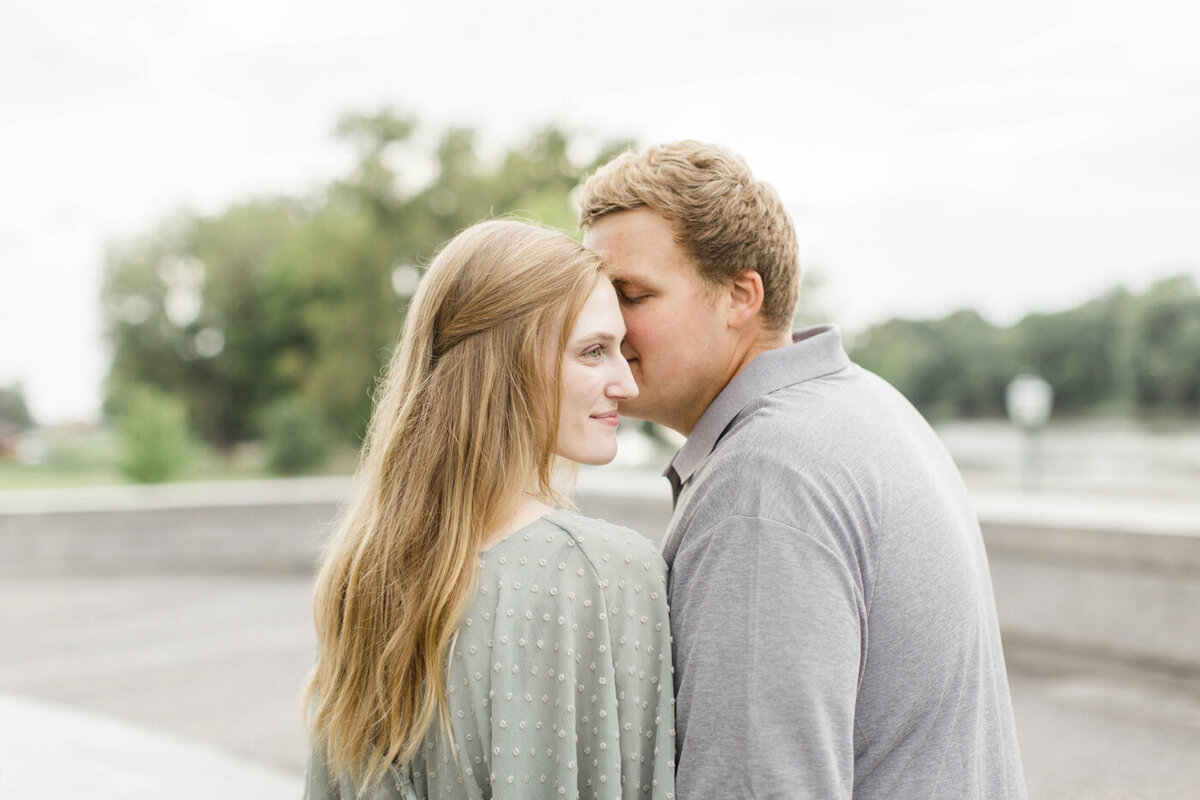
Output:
[726, 270, 765, 330]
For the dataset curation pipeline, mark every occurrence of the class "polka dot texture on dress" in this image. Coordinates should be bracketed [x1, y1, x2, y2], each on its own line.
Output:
[404, 509, 677, 800]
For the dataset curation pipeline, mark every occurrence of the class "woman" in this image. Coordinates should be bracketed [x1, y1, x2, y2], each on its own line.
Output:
[303, 220, 676, 799]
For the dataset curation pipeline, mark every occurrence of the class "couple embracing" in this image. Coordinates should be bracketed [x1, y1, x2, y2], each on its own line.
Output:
[304, 142, 1026, 799]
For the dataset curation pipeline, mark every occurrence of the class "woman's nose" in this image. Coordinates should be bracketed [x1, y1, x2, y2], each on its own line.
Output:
[608, 354, 639, 401]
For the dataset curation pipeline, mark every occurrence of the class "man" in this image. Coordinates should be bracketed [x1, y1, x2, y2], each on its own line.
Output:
[578, 141, 1026, 799]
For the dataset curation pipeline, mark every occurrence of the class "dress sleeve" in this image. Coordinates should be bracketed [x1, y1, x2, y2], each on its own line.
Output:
[303, 740, 341, 800]
[595, 528, 677, 799]
[669, 515, 863, 800]
[483, 522, 676, 799]
[475, 528, 673, 800]
[303, 738, 417, 799]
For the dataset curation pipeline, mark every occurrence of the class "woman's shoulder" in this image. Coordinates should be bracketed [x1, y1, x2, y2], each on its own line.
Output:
[541, 508, 667, 585]
[478, 510, 666, 602]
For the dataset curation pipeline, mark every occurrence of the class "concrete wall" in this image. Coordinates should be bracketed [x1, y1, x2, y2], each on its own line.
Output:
[3, 473, 1198, 674]
[0, 478, 348, 574]
[975, 493, 1200, 675]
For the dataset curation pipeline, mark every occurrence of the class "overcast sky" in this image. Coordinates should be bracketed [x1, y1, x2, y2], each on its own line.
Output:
[3, 0, 1199, 424]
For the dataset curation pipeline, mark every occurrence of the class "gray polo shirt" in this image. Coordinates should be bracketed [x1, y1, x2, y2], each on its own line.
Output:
[663, 325, 1026, 799]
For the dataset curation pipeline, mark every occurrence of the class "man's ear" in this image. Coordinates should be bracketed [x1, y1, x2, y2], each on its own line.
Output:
[726, 270, 765, 330]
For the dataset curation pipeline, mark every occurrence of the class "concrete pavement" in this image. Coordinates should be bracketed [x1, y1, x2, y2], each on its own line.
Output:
[4, 466, 1200, 797]
[0, 693, 300, 798]
[3, 572, 1200, 799]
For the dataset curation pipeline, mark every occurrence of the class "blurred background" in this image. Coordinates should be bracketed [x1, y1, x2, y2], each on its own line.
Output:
[2, 1, 1199, 798]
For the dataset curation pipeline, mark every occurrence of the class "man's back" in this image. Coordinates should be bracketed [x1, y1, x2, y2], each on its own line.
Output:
[663, 326, 1026, 798]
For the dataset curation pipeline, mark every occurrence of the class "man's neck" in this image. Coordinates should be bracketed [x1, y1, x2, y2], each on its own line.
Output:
[673, 329, 792, 437]
[730, 329, 792, 382]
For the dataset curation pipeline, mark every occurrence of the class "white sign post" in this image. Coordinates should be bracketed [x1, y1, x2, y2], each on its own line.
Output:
[1005, 372, 1054, 491]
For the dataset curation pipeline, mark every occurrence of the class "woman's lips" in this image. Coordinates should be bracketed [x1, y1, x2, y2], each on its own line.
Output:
[590, 411, 620, 426]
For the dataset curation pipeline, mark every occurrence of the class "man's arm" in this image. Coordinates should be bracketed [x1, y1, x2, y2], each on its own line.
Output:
[670, 515, 864, 799]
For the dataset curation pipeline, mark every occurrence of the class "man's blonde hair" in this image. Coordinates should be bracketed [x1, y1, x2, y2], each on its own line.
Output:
[578, 140, 800, 332]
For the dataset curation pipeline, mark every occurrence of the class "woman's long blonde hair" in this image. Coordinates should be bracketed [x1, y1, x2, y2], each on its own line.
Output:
[304, 220, 604, 790]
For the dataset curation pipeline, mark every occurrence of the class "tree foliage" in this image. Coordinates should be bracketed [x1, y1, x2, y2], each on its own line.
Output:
[851, 275, 1200, 419]
[102, 110, 631, 450]
[0, 384, 35, 435]
[116, 385, 193, 483]
[1126, 276, 1200, 410]
[852, 310, 1013, 418]
[260, 397, 332, 475]
[1011, 290, 1131, 414]
[101, 107, 1200, 442]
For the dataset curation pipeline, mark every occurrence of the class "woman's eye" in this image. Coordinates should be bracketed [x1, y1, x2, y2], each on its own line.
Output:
[583, 345, 605, 360]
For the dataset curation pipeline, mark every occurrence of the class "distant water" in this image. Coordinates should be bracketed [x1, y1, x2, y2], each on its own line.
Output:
[934, 418, 1200, 499]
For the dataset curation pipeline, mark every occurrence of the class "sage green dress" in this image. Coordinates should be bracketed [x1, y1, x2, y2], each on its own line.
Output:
[305, 509, 676, 799]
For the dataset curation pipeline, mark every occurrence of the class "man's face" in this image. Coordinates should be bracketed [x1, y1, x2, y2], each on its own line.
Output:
[583, 207, 730, 435]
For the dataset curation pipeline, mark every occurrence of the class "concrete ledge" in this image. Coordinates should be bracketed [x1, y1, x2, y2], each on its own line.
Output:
[574, 480, 1200, 675]
[974, 490, 1200, 675]
[3, 474, 1198, 674]
[0, 476, 353, 515]
[0, 477, 351, 574]
[0, 473, 670, 576]
[973, 491, 1200, 576]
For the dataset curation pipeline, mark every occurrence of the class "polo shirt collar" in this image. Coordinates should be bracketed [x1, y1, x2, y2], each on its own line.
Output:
[664, 324, 850, 490]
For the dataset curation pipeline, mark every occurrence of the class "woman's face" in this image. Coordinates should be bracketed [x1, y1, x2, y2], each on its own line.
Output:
[555, 281, 639, 465]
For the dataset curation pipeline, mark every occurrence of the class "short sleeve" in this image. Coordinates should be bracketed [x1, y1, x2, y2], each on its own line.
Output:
[303, 740, 338, 800]
[449, 517, 675, 800]
[669, 515, 862, 799]
[309, 513, 676, 800]
[594, 526, 677, 799]
[303, 739, 415, 800]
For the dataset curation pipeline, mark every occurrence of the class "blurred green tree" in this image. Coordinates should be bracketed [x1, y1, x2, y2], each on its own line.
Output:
[0, 384, 35, 433]
[102, 200, 310, 445]
[102, 109, 633, 449]
[260, 396, 332, 475]
[116, 385, 193, 483]
[850, 310, 1010, 418]
[851, 274, 1200, 420]
[1126, 275, 1200, 413]
[1011, 289, 1133, 414]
